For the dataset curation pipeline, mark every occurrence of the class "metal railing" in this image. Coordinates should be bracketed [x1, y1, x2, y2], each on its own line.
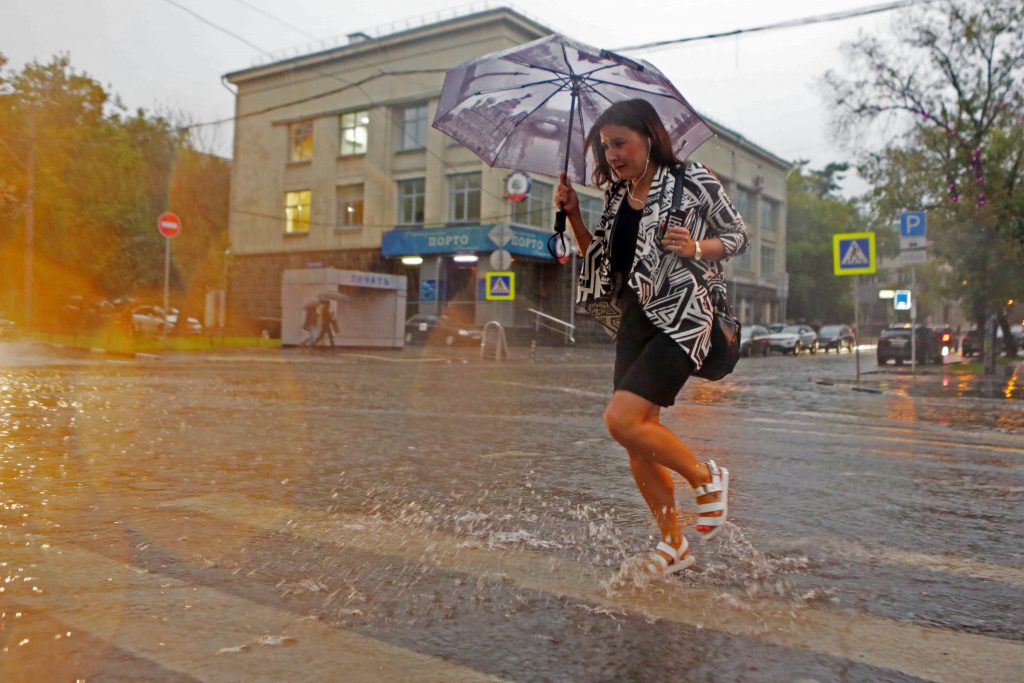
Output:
[527, 308, 575, 345]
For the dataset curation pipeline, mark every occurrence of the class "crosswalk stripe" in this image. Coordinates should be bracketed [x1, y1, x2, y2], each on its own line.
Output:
[164, 495, 1024, 683]
[3, 544, 512, 683]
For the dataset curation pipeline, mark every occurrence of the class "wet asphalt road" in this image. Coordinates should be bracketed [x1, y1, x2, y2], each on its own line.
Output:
[0, 340, 1022, 682]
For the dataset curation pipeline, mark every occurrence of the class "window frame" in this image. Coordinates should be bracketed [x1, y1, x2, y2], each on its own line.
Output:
[760, 243, 776, 274]
[760, 197, 776, 230]
[510, 180, 553, 229]
[284, 189, 312, 234]
[397, 177, 426, 226]
[339, 110, 369, 157]
[398, 102, 429, 152]
[447, 172, 481, 224]
[288, 121, 313, 163]
[336, 183, 364, 230]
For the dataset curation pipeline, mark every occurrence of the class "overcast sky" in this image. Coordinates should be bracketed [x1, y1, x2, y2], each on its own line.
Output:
[1, 0, 903, 196]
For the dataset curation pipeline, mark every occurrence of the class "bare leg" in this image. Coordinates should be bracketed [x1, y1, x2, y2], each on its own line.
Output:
[627, 404, 682, 551]
[606, 390, 722, 533]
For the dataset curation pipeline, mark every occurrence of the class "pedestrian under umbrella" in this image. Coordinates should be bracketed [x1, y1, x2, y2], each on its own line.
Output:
[557, 99, 749, 576]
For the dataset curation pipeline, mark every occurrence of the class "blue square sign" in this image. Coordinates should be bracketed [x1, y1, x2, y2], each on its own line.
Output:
[894, 290, 912, 311]
[900, 212, 927, 238]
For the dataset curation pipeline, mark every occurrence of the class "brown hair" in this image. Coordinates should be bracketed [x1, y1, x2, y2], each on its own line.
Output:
[585, 99, 681, 188]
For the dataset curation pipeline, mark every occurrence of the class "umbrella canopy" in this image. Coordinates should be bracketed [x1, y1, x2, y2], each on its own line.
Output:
[433, 34, 713, 185]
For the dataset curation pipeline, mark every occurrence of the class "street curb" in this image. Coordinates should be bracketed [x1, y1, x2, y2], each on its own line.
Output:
[812, 379, 890, 395]
[40, 342, 162, 361]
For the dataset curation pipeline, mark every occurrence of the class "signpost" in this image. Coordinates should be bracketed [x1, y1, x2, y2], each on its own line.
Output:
[157, 211, 181, 344]
[899, 212, 927, 374]
[833, 232, 876, 381]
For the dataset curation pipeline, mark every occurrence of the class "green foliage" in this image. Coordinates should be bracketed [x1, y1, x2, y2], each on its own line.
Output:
[0, 53, 229, 322]
[785, 162, 868, 324]
[823, 0, 1024, 333]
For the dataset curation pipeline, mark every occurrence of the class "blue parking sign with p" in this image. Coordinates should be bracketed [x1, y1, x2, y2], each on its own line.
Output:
[900, 212, 927, 238]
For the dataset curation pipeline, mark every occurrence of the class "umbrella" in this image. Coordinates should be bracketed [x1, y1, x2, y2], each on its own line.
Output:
[433, 33, 713, 253]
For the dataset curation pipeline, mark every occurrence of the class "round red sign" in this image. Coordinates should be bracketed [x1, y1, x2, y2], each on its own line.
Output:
[157, 211, 181, 239]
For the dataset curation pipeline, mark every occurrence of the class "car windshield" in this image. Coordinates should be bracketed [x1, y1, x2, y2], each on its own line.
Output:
[781, 326, 803, 334]
[819, 326, 841, 334]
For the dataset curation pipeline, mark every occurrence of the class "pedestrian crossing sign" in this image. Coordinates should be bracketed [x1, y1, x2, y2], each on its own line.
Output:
[485, 272, 515, 300]
[833, 232, 876, 276]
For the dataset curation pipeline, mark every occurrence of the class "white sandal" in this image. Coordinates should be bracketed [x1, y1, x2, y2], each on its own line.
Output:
[643, 536, 695, 576]
[693, 460, 729, 541]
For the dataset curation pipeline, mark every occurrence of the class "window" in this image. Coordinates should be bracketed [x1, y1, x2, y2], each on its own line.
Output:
[761, 243, 776, 274]
[284, 190, 311, 234]
[760, 198, 776, 230]
[336, 184, 363, 229]
[733, 246, 754, 271]
[511, 180, 552, 229]
[339, 110, 369, 156]
[288, 121, 312, 163]
[448, 173, 481, 223]
[580, 194, 603, 231]
[399, 103, 428, 151]
[397, 178, 425, 225]
[734, 187, 754, 219]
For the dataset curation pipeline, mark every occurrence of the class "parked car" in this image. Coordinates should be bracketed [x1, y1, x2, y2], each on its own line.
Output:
[131, 305, 169, 336]
[166, 308, 204, 336]
[405, 314, 482, 346]
[766, 324, 818, 355]
[877, 324, 942, 365]
[817, 324, 856, 353]
[766, 322, 786, 334]
[739, 325, 771, 357]
[964, 324, 1023, 356]
[927, 325, 957, 355]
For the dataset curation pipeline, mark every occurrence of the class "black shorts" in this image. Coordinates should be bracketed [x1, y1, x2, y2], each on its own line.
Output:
[613, 286, 694, 407]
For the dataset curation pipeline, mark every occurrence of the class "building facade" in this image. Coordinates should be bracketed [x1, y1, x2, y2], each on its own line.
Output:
[224, 8, 790, 337]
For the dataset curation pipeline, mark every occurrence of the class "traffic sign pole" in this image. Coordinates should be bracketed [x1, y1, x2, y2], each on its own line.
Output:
[163, 237, 171, 346]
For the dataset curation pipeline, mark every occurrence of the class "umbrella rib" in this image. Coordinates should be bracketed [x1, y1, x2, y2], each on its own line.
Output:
[469, 76, 568, 98]
[582, 76, 678, 99]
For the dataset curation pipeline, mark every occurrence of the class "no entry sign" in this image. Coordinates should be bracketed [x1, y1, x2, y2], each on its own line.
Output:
[157, 212, 181, 239]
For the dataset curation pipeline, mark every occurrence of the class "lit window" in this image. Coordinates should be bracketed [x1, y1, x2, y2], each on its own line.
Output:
[760, 198, 776, 230]
[339, 110, 369, 156]
[399, 103, 428, 151]
[288, 121, 312, 162]
[511, 181, 552, 229]
[284, 190, 311, 234]
[336, 184, 363, 229]
[448, 173, 481, 223]
[397, 178, 425, 225]
[761, 243, 776, 274]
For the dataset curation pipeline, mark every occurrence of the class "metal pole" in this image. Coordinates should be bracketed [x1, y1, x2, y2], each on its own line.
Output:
[162, 237, 170, 346]
[910, 264, 916, 380]
[568, 249, 577, 345]
[854, 276, 860, 382]
[24, 112, 35, 332]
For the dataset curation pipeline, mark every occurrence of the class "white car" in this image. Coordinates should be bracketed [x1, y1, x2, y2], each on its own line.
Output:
[131, 305, 170, 336]
[766, 325, 818, 355]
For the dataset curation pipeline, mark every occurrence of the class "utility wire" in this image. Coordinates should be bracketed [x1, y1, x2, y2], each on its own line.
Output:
[616, 0, 928, 53]
[228, 0, 321, 41]
[157, 0, 271, 56]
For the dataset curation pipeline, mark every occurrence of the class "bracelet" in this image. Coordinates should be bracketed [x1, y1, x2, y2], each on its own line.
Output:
[693, 240, 703, 261]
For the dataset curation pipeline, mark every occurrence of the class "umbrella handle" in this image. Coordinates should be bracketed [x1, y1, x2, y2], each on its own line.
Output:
[554, 209, 567, 234]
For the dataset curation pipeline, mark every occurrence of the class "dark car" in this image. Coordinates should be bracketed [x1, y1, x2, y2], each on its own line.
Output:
[405, 314, 483, 346]
[964, 324, 1022, 356]
[927, 325, 957, 355]
[817, 324, 856, 353]
[877, 324, 942, 365]
[739, 325, 771, 357]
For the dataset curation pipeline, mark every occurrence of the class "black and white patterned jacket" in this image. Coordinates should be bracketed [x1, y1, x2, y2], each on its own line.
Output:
[576, 162, 749, 370]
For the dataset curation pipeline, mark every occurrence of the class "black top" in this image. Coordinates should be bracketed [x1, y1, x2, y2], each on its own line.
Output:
[610, 200, 643, 276]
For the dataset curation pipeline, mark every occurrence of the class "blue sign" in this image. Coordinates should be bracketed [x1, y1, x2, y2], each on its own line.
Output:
[833, 232, 876, 276]
[900, 212, 927, 238]
[894, 290, 912, 311]
[382, 224, 553, 260]
[420, 279, 437, 302]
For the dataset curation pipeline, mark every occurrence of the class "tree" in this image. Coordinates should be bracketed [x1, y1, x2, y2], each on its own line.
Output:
[0, 53, 229, 329]
[786, 162, 871, 325]
[823, 0, 1024, 363]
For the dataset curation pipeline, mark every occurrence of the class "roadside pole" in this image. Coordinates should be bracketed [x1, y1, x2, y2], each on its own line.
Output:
[833, 232, 876, 383]
[156, 212, 182, 349]
[910, 264, 916, 381]
[854, 277, 861, 381]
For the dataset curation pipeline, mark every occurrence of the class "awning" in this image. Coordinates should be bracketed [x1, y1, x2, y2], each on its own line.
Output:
[381, 223, 555, 261]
